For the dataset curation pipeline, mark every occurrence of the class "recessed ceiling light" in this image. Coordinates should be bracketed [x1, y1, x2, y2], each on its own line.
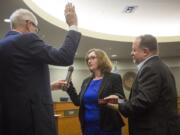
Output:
[111, 54, 117, 58]
[123, 5, 138, 13]
[4, 18, 10, 23]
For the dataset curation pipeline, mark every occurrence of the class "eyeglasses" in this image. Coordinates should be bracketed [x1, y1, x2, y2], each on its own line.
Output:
[87, 56, 97, 61]
[26, 20, 40, 33]
[31, 22, 40, 33]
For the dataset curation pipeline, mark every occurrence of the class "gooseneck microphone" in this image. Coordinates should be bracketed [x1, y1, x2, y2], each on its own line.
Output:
[62, 66, 74, 91]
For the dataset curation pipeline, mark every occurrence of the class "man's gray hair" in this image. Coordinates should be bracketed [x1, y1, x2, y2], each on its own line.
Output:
[10, 8, 38, 29]
[137, 34, 158, 53]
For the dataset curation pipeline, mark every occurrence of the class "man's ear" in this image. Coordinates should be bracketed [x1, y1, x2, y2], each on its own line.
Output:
[25, 20, 31, 32]
[143, 48, 150, 57]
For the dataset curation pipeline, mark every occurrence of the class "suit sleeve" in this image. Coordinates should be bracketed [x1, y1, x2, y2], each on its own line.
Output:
[119, 66, 162, 117]
[16, 30, 81, 66]
[66, 82, 81, 106]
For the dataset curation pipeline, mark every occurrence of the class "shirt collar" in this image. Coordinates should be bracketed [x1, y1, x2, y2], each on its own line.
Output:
[5, 30, 22, 37]
[137, 55, 157, 71]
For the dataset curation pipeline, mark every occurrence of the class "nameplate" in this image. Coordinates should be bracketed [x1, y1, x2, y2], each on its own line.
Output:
[64, 109, 79, 116]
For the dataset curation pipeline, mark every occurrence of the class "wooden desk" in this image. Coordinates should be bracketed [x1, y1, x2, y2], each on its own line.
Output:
[122, 116, 129, 135]
[178, 97, 180, 114]
[54, 102, 81, 135]
[54, 102, 129, 135]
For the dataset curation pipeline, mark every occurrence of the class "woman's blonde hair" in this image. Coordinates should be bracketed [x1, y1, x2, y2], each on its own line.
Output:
[85, 48, 113, 73]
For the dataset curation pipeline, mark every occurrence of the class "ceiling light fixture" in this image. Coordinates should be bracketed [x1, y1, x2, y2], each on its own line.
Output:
[111, 54, 117, 58]
[123, 5, 138, 13]
[4, 18, 10, 23]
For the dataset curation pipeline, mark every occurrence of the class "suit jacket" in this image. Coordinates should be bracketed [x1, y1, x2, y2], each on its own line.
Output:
[0, 30, 81, 135]
[120, 56, 179, 135]
[67, 72, 125, 131]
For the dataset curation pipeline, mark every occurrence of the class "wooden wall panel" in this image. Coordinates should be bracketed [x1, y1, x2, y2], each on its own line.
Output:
[54, 102, 129, 135]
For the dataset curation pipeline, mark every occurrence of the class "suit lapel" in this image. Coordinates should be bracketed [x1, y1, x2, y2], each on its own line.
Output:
[129, 75, 138, 99]
[80, 76, 92, 103]
[129, 56, 160, 99]
[129, 65, 146, 99]
[98, 73, 109, 98]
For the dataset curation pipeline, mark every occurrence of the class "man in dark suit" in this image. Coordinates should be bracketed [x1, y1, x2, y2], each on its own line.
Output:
[0, 3, 81, 135]
[106, 34, 179, 135]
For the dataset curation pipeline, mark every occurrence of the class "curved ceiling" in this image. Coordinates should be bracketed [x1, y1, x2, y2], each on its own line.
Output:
[0, 0, 179, 60]
[23, 0, 180, 42]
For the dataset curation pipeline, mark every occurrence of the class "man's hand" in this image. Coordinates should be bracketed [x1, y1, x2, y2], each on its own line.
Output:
[64, 3, 77, 26]
[51, 80, 67, 90]
[106, 103, 119, 111]
[104, 95, 119, 100]
[104, 95, 119, 111]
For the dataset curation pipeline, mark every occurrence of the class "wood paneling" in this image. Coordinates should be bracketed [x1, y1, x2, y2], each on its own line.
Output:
[54, 102, 81, 135]
[122, 116, 129, 135]
[178, 97, 180, 114]
[54, 102, 129, 135]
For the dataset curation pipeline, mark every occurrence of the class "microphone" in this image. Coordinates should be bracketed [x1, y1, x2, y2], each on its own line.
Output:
[62, 66, 74, 91]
